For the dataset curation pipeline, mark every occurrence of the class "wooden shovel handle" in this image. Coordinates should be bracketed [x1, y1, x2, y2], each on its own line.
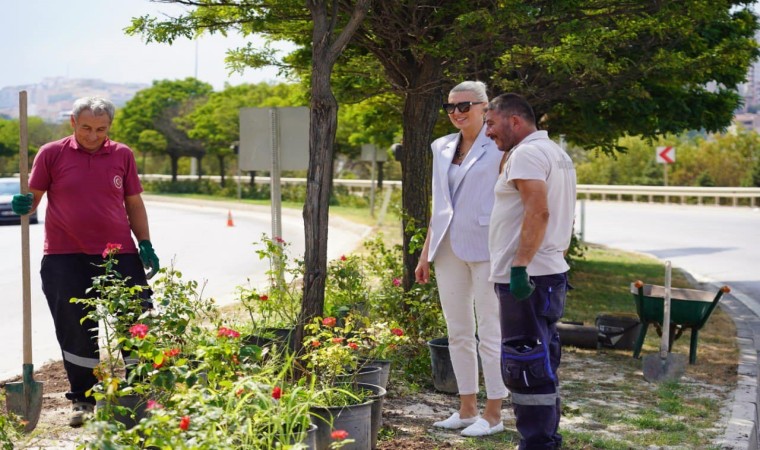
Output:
[19, 91, 32, 366]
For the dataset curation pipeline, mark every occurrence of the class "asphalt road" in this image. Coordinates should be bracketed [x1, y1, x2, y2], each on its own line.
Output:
[0, 198, 370, 380]
[577, 200, 760, 313]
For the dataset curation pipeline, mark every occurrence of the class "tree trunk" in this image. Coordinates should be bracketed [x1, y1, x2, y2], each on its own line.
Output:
[400, 60, 443, 291]
[300, 60, 337, 347]
[170, 155, 179, 183]
[297, 0, 370, 355]
[218, 155, 226, 187]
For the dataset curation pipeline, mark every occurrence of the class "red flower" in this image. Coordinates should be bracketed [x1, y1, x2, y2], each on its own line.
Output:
[259, 294, 269, 301]
[271, 386, 282, 400]
[179, 415, 190, 431]
[391, 328, 404, 337]
[218, 327, 241, 338]
[146, 400, 163, 410]
[311, 340, 321, 348]
[231, 354, 240, 365]
[152, 359, 164, 369]
[332, 337, 345, 344]
[101, 242, 122, 259]
[331, 429, 349, 441]
[348, 342, 359, 350]
[274, 236, 286, 244]
[235, 387, 245, 397]
[165, 348, 181, 358]
[340, 255, 347, 261]
[322, 317, 336, 328]
[392, 278, 401, 287]
[129, 324, 149, 339]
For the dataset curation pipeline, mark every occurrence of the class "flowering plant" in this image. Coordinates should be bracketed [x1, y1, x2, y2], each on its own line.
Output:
[302, 316, 363, 388]
[237, 234, 302, 329]
[353, 316, 408, 361]
[325, 254, 370, 317]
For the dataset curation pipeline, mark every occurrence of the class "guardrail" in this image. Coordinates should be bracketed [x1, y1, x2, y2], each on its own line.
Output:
[140, 175, 760, 207]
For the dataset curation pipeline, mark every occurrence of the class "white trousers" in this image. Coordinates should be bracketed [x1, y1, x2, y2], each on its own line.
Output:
[434, 234, 508, 399]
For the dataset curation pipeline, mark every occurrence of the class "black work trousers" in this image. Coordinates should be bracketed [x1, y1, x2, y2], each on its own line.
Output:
[496, 272, 569, 450]
[40, 253, 151, 404]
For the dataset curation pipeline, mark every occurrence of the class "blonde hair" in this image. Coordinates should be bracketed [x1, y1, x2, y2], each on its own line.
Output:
[450, 81, 488, 102]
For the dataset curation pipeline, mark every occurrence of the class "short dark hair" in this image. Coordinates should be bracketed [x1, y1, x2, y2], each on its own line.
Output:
[487, 93, 536, 125]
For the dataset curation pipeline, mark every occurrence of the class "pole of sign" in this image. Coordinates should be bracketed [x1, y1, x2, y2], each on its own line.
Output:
[663, 163, 668, 187]
[369, 145, 377, 218]
[269, 108, 284, 287]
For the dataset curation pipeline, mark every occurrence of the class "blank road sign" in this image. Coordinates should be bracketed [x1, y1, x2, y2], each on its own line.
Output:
[239, 107, 309, 171]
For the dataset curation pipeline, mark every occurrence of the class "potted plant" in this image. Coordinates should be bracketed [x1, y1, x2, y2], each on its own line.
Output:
[238, 234, 303, 350]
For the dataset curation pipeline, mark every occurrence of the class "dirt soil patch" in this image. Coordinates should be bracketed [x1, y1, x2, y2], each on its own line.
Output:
[4, 336, 736, 450]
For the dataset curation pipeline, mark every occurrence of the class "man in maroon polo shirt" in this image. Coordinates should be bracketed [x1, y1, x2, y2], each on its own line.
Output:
[11, 96, 160, 427]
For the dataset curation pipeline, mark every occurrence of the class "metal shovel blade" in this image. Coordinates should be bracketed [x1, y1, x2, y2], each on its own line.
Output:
[5, 364, 44, 432]
[642, 261, 686, 383]
[642, 352, 687, 383]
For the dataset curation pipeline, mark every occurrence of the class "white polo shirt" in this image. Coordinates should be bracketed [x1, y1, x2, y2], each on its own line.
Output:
[488, 130, 577, 283]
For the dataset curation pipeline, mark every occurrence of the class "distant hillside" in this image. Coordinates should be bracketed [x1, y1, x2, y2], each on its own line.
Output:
[0, 77, 148, 122]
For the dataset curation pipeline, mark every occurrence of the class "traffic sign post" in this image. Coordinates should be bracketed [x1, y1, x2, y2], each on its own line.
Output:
[656, 146, 676, 187]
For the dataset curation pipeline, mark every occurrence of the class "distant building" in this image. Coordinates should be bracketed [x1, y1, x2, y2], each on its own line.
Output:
[0, 77, 147, 122]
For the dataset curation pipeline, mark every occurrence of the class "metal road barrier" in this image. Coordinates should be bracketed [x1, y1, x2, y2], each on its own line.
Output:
[140, 175, 760, 208]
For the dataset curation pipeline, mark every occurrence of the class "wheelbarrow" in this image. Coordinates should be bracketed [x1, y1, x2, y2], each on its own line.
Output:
[630, 280, 730, 364]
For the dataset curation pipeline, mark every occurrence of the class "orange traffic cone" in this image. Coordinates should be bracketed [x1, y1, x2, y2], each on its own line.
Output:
[227, 210, 235, 227]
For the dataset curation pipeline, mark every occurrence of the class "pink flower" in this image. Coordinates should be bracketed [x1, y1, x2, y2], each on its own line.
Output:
[331, 429, 349, 440]
[392, 278, 401, 287]
[271, 386, 282, 400]
[348, 342, 358, 350]
[340, 255, 347, 261]
[322, 317, 337, 328]
[179, 415, 190, 431]
[101, 242, 122, 259]
[274, 236, 286, 244]
[129, 324, 149, 339]
[146, 400, 163, 410]
[259, 294, 269, 301]
[391, 328, 404, 337]
[217, 327, 241, 338]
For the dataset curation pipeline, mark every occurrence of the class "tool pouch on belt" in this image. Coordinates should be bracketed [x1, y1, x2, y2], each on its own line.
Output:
[501, 336, 555, 389]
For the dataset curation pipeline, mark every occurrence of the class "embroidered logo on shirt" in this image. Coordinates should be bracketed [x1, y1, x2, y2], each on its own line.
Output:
[113, 175, 123, 189]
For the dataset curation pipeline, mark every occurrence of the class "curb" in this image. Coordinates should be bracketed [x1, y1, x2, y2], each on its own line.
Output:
[715, 287, 760, 450]
[680, 271, 759, 450]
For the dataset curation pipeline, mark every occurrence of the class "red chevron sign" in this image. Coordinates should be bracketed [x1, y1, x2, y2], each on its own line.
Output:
[656, 146, 675, 164]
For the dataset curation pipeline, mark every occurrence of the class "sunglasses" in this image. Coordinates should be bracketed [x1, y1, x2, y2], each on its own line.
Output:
[442, 101, 484, 114]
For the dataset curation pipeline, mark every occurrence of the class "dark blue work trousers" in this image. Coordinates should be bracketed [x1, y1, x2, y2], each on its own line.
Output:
[40, 253, 151, 404]
[496, 272, 569, 450]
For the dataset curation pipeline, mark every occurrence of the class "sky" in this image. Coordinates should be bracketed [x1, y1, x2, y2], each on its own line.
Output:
[0, 0, 291, 91]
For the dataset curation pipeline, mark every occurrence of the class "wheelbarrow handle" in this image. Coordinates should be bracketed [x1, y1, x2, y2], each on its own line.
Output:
[695, 285, 730, 330]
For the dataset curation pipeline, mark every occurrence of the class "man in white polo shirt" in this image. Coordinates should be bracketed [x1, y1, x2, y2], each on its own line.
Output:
[484, 93, 576, 450]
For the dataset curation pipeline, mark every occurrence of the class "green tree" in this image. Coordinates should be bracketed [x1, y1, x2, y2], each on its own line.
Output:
[183, 82, 306, 186]
[128, 0, 371, 348]
[111, 78, 213, 181]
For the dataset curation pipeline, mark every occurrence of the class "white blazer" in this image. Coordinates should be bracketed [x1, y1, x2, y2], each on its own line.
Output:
[427, 125, 503, 262]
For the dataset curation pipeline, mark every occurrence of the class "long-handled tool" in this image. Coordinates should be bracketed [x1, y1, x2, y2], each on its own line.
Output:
[643, 260, 687, 383]
[5, 91, 44, 432]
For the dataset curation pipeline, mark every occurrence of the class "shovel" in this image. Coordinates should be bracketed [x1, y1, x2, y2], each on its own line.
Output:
[5, 91, 44, 432]
[643, 260, 686, 383]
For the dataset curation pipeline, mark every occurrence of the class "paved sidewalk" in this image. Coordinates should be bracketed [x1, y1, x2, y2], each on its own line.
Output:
[714, 284, 760, 449]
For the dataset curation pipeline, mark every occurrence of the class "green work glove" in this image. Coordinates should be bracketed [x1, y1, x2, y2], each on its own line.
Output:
[138, 240, 160, 280]
[510, 266, 535, 301]
[11, 193, 33, 215]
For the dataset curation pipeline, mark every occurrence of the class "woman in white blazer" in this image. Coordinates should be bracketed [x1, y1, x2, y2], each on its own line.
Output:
[415, 81, 507, 437]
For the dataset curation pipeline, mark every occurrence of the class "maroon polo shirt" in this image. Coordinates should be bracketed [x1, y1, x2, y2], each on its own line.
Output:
[29, 136, 143, 255]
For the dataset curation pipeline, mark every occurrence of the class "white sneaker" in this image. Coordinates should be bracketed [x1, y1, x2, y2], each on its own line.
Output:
[461, 418, 505, 437]
[433, 412, 480, 429]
